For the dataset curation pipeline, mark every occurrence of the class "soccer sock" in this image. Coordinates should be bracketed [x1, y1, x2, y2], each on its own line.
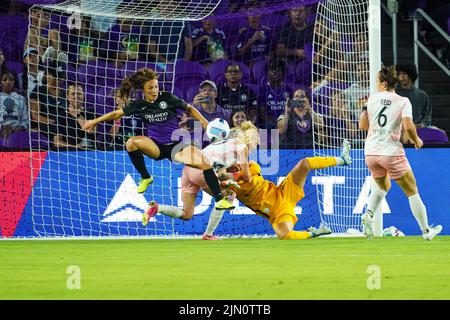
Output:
[203, 168, 223, 201]
[205, 208, 225, 236]
[127, 150, 151, 179]
[158, 205, 183, 219]
[306, 157, 337, 169]
[366, 188, 387, 218]
[408, 193, 429, 233]
[283, 230, 313, 240]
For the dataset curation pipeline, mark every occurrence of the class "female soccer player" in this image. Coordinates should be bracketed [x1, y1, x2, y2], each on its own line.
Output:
[223, 140, 351, 240]
[142, 118, 254, 240]
[82, 68, 233, 210]
[359, 65, 442, 240]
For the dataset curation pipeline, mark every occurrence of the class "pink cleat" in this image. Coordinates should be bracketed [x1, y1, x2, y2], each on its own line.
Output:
[142, 201, 158, 226]
[202, 234, 220, 241]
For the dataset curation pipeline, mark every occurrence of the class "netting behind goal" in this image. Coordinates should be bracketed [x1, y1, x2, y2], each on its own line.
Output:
[312, 0, 373, 234]
[22, 0, 376, 238]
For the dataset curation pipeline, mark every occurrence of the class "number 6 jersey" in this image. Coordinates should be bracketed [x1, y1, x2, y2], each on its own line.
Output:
[365, 91, 413, 156]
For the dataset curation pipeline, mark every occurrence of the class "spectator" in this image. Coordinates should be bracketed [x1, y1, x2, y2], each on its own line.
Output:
[182, 80, 231, 147]
[25, 9, 61, 55]
[275, 6, 314, 72]
[396, 64, 431, 128]
[0, 48, 8, 81]
[341, 60, 370, 119]
[277, 88, 324, 149]
[101, 19, 146, 67]
[19, 47, 45, 96]
[192, 19, 227, 65]
[216, 63, 258, 122]
[68, 16, 100, 64]
[29, 61, 66, 145]
[107, 88, 145, 149]
[257, 59, 293, 129]
[0, 71, 28, 139]
[325, 91, 358, 146]
[53, 84, 96, 150]
[228, 109, 260, 153]
[234, 1, 272, 67]
[146, 19, 193, 63]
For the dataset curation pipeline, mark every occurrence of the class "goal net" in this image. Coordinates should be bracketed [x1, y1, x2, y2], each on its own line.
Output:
[20, 0, 378, 238]
[312, 0, 383, 234]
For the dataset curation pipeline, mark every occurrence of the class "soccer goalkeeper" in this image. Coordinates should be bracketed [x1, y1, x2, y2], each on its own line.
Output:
[223, 140, 352, 240]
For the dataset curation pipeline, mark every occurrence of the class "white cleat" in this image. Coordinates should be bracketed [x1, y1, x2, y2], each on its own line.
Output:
[340, 139, 352, 165]
[422, 225, 442, 241]
[309, 222, 332, 237]
[361, 212, 374, 239]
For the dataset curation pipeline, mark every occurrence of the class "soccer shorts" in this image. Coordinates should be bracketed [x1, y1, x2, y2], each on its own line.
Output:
[270, 173, 305, 227]
[154, 140, 191, 161]
[181, 166, 208, 194]
[365, 155, 411, 180]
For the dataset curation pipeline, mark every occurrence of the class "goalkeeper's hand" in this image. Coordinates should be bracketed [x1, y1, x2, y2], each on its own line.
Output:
[221, 179, 240, 189]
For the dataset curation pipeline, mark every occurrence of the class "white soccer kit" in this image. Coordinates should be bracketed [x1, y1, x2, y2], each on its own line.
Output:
[202, 138, 246, 172]
[364, 91, 413, 156]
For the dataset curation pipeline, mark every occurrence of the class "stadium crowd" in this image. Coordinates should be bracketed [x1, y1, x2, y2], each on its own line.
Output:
[0, 0, 448, 150]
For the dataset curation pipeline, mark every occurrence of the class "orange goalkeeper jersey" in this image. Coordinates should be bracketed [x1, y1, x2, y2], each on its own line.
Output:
[232, 162, 304, 224]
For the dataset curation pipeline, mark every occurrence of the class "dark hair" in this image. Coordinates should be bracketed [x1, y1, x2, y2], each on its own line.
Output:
[230, 109, 249, 127]
[266, 59, 286, 75]
[226, 63, 241, 73]
[120, 68, 158, 99]
[378, 65, 398, 90]
[396, 64, 418, 83]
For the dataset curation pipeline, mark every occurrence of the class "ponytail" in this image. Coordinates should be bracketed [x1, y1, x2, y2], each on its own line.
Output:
[120, 68, 158, 100]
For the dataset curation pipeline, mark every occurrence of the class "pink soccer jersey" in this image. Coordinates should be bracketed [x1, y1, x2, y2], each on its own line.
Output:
[365, 91, 413, 156]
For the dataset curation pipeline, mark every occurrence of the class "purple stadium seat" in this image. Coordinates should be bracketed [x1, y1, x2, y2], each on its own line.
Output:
[172, 85, 185, 100]
[174, 60, 208, 91]
[295, 58, 312, 85]
[6, 61, 24, 76]
[185, 84, 200, 103]
[259, 13, 289, 30]
[417, 127, 449, 144]
[208, 59, 251, 85]
[120, 61, 168, 80]
[0, 15, 28, 63]
[5, 131, 50, 150]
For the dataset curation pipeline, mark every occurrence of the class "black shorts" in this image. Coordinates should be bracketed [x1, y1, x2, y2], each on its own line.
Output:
[154, 140, 191, 161]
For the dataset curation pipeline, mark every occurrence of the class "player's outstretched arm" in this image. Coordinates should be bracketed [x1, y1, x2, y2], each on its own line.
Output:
[186, 105, 209, 130]
[82, 109, 125, 133]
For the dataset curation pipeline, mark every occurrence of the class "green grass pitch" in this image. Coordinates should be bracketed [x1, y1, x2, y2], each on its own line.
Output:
[1, 237, 449, 300]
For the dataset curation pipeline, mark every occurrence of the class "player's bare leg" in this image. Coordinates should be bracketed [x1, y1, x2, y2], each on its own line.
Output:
[395, 170, 442, 240]
[126, 136, 160, 193]
[174, 146, 234, 211]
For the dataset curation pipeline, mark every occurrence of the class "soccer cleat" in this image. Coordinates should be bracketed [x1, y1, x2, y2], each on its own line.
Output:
[309, 223, 332, 237]
[202, 234, 220, 240]
[142, 201, 158, 226]
[339, 139, 352, 165]
[361, 211, 374, 239]
[137, 176, 153, 194]
[422, 225, 442, 241]
[215, 198, 235, 211]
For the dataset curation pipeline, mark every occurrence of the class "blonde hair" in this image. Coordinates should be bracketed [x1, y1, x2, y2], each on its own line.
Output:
[229, 120, 260, 153]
